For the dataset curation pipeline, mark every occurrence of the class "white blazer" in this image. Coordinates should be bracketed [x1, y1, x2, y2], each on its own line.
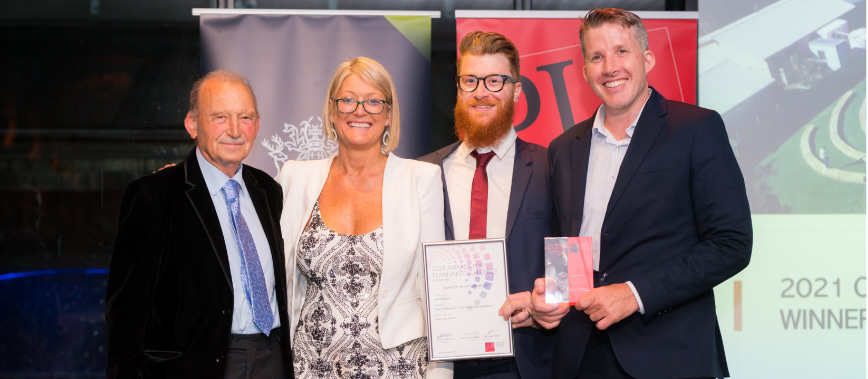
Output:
[276, 153, 445, 350]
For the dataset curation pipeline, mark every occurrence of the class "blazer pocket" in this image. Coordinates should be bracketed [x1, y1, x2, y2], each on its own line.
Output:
[525, 209, 552, 221]
[396, 297, 422, 306]
[143, 350, 183, 363]
[634, 158, 678, 175]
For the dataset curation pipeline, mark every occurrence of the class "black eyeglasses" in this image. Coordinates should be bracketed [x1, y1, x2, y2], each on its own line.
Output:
[333, 98, 389, 114]
[455, 74, 517, 92]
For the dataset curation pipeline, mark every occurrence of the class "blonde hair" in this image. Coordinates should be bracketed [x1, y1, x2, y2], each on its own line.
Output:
[322, 57, 400, 154]
[579, 8, 649, 59]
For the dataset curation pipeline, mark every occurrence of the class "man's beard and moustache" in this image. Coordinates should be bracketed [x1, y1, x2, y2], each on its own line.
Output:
[454, 96, 515, 149]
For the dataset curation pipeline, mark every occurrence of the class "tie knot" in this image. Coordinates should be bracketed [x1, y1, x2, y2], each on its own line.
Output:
[470, 151, 496, 168]
[223, 179, 241, 201]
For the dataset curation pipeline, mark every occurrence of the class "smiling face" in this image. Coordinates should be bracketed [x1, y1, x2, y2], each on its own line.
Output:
[455, 53, 521, 148]
[330, 74, 390, 153]
[582, 22, 655, 118]
[184, 78, 260, 177]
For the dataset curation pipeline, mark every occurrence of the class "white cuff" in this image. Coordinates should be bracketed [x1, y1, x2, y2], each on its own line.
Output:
[625, 281, 645, 315]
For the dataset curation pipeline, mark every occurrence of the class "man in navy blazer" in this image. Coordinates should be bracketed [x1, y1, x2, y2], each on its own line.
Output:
[420, 31, 554, 379]
[531, 9, 752, 379]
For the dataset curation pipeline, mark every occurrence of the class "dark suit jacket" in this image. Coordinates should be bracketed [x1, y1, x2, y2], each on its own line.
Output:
[420, 137, 555, 378]
[105, 148, 292, 378]
[548, 88, 752, 378]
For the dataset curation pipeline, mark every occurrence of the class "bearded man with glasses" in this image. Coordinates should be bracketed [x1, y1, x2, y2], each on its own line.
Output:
[420, 31, 555, 379]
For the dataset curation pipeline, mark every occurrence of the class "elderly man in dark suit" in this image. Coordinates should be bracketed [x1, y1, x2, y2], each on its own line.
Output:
[421, 31, 554, 379]
[105, 70, 292, 378]
[531, 8, 753, 379]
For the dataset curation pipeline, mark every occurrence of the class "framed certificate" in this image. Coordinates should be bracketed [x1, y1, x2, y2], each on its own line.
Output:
[421, 239, 514, 362]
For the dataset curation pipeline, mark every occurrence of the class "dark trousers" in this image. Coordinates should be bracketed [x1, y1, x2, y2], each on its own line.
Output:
[225, 329, 284, 379]
[577, 330, 633, 379]
[455, 358, 521, 379]
[577, 330, 717, 379]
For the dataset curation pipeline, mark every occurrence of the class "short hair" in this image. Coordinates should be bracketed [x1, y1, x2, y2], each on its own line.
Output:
[579, 8, 649, 59]
[457, 31, 520, 79]
[322, 57, 400, 154]
[188, 69, 258, 119]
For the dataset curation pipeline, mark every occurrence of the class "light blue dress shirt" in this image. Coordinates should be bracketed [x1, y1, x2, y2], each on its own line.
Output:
[196, 148, 281, 334]
[581, 89, 653, 314]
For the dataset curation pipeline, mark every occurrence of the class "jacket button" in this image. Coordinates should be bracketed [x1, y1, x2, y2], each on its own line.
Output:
[381, 290, 389, 299]
[600, 273, 608, 282]
[216, 355, 224, 363]
[222, 309, 230, 315]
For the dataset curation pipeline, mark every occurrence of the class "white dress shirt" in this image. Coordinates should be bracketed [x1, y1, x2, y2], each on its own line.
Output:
[196, 148, 281, 334]
[443, 127, 517, 240]
[581, 89, 652, 314]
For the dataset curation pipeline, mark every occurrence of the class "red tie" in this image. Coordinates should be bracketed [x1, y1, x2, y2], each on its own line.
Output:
[469, 151, 496, 239]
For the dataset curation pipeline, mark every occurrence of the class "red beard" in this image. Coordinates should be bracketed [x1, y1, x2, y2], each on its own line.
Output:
[454, 97, 515, 149]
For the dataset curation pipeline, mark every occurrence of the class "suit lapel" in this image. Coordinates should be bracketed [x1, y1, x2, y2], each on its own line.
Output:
[505, 138, 532, 243]
[433, 142, 461, 241]
[243, 168, 281, 272]
[570, 120, 594, 237]
[604, 89, 668, 221]
[183, 150, 233, 289]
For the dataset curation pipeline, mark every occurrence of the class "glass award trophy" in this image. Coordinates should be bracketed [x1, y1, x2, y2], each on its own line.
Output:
[544, 237, 593, 305]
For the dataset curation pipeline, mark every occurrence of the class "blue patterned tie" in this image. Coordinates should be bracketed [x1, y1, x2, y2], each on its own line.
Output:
[223, 179, 274, 336]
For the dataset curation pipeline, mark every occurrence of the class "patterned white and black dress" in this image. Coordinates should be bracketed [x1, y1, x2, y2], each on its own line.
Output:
[292, 202, 428, 378]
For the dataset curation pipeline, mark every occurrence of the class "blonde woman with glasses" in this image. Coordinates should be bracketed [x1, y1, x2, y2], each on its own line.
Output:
[277, 57, 451, 378]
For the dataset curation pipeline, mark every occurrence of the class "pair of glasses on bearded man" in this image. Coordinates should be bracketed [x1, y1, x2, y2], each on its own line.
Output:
[455, 74, 517, 93]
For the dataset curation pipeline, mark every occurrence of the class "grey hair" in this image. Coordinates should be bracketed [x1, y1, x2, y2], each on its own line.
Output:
[188, 69, 259, 119]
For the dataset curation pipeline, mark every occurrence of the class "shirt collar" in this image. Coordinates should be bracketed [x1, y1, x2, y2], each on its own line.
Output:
[591, 88, 653, 143]
[196, 147, 245, 198]
[456, 126, 517, 160]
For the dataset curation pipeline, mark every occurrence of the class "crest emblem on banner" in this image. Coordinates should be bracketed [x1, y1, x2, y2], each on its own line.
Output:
[261, 116, 338, 172]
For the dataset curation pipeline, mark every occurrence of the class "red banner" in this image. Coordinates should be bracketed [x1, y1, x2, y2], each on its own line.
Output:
[457, 17, 697, 147]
